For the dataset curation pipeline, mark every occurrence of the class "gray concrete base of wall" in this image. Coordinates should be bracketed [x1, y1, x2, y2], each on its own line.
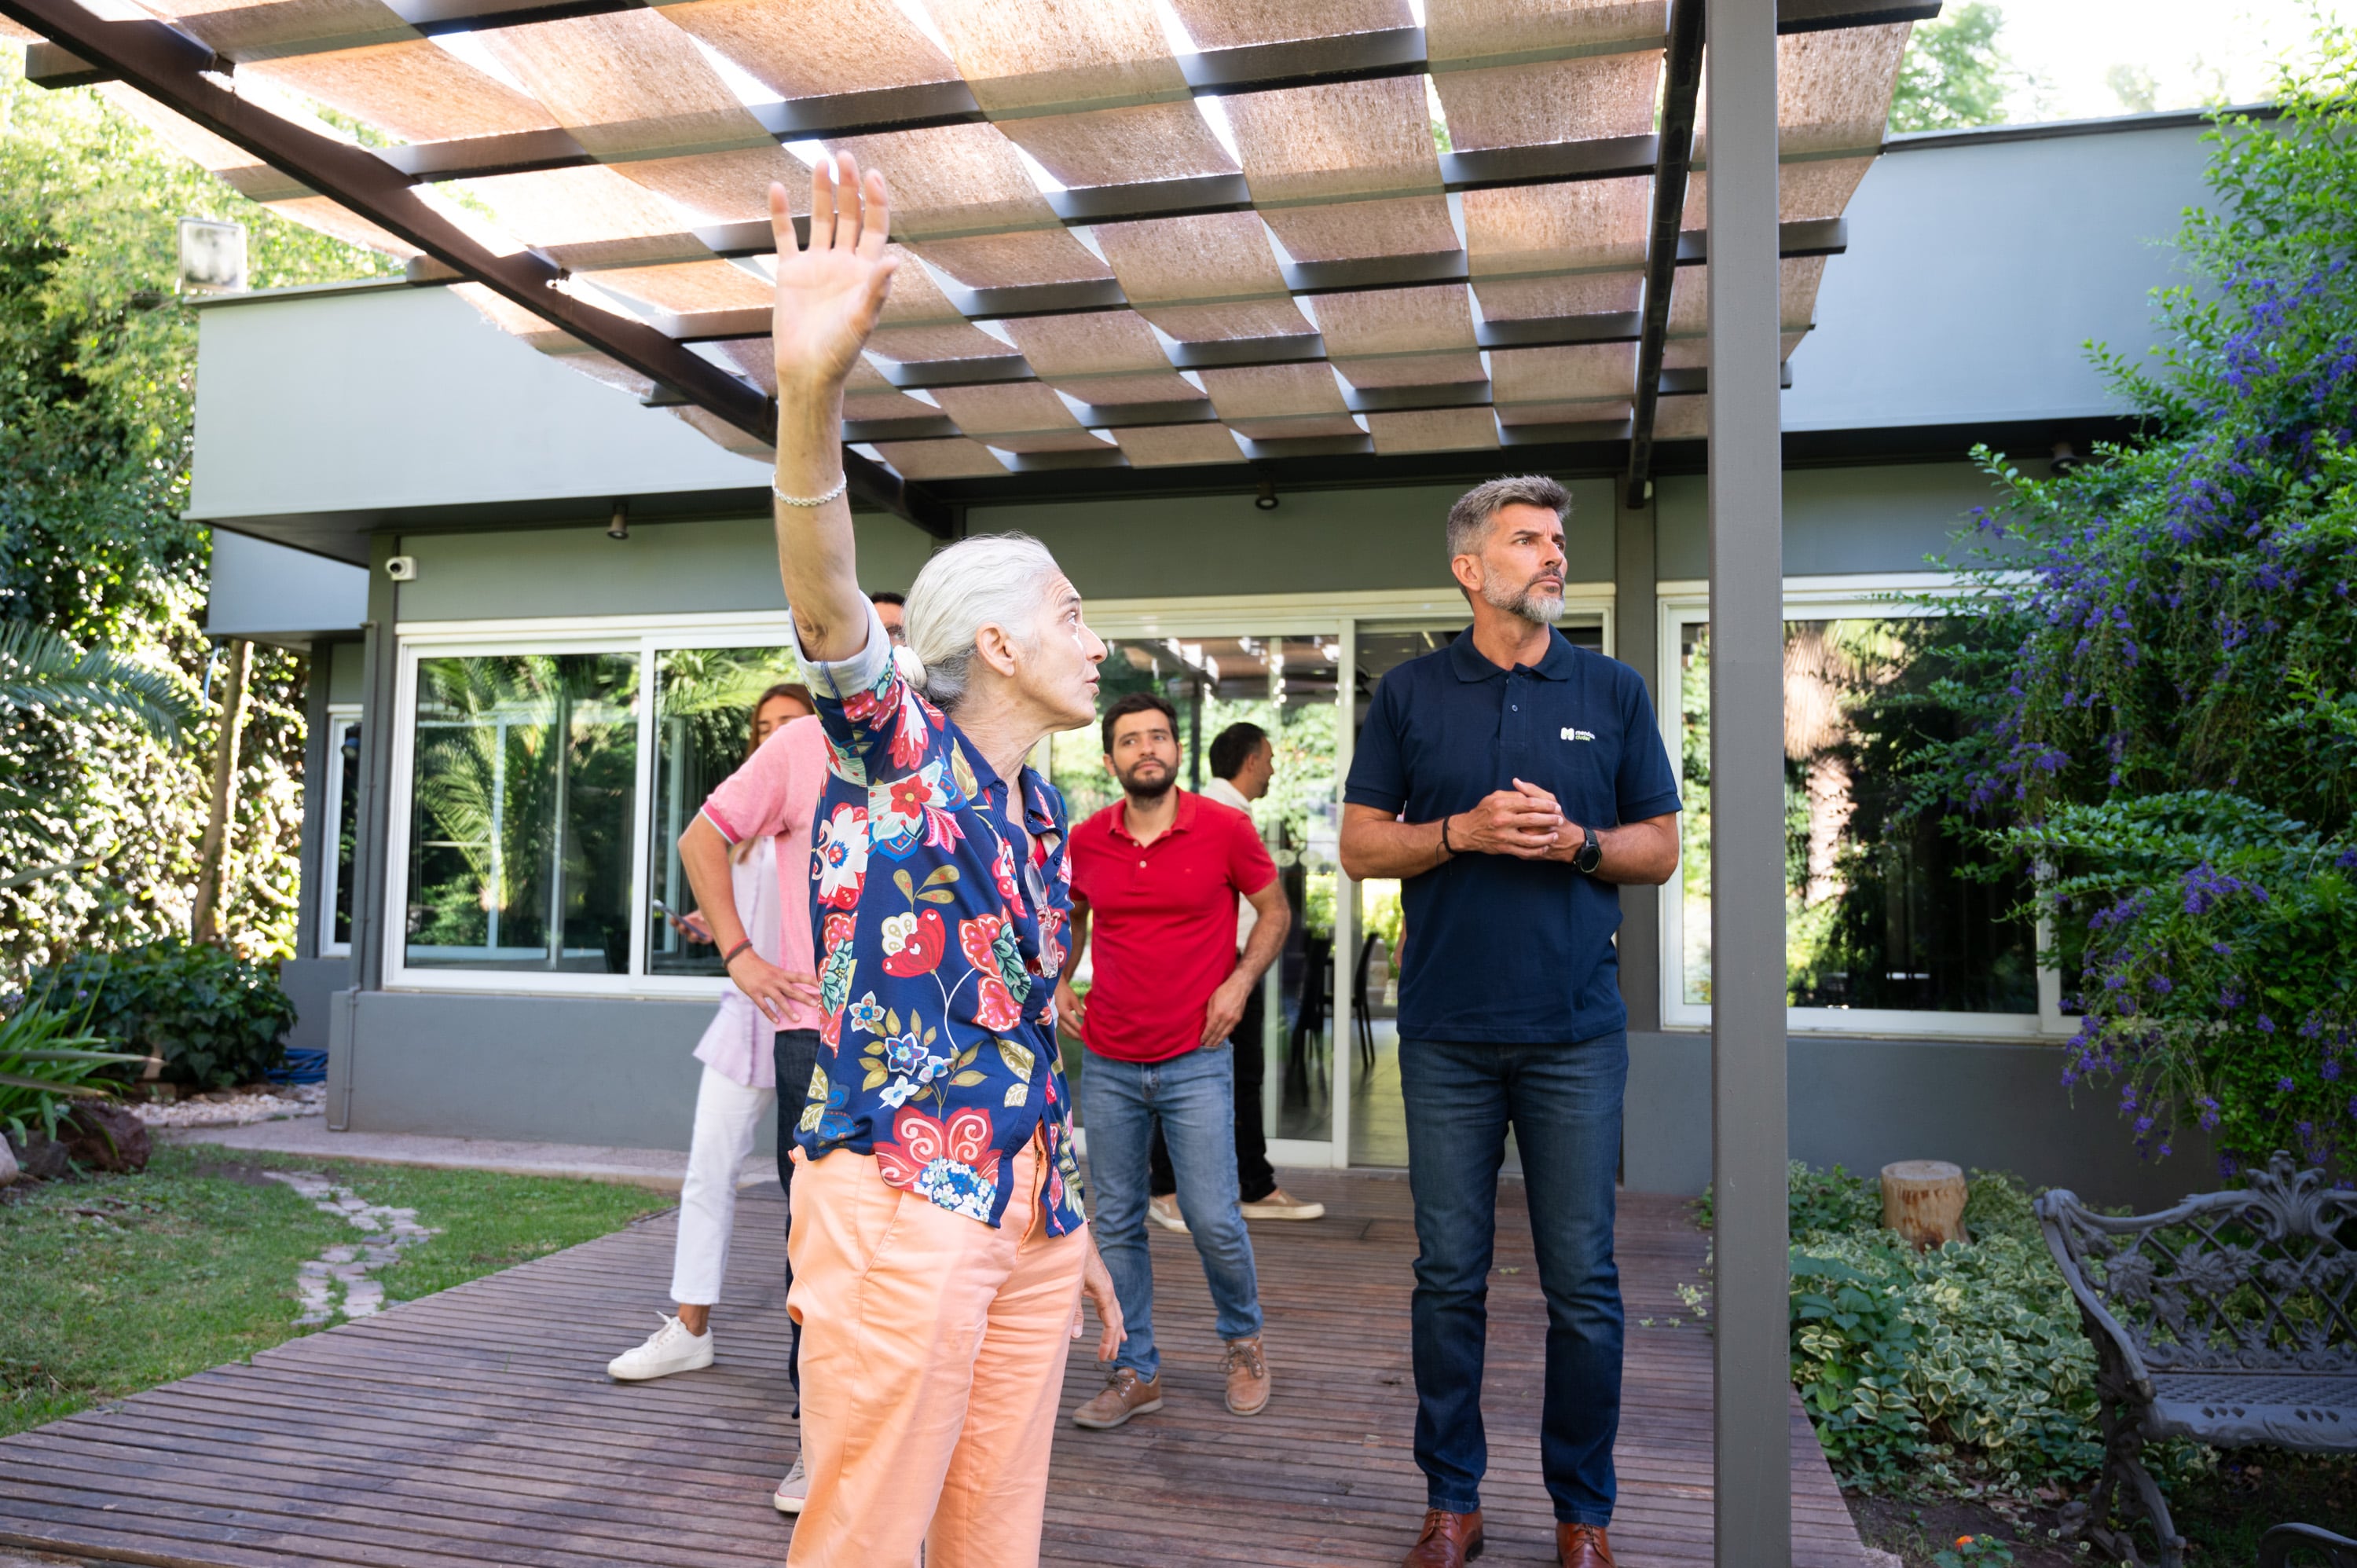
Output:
[326, 992, 2211, 1211]
[1626, 1028, 2215, 1211]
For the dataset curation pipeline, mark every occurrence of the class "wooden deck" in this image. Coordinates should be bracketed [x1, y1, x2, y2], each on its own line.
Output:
[0, 1168, 1869, 1567]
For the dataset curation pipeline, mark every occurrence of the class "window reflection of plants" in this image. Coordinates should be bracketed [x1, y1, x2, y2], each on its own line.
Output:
[406, 654, 639, 973]
[1679, 617, 2038, 1013]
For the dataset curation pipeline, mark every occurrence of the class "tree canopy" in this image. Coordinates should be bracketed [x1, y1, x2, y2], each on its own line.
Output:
[1889, 2, 2015, 134]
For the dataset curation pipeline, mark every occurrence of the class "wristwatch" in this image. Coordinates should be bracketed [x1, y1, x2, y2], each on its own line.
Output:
[1572, 823, 1603, 874]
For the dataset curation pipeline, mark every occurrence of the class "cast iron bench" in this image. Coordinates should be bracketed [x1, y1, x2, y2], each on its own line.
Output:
[2035, 1152, 2355, 1568]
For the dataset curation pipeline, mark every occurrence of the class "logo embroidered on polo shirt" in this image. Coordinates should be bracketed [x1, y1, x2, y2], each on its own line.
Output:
[1560, 727, 1596, 742]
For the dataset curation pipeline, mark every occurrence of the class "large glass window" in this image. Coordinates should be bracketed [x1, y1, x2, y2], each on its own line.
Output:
[404, 653, 640, 973]
[646, 646, 805, 977]
[1673, 610, 2037, 1019]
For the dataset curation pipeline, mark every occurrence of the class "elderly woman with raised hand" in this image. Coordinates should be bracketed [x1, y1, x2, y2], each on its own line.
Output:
[761, 151, 1125, 1568]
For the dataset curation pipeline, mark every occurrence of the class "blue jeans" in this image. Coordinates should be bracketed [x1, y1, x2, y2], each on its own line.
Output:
[1080, 1043, 1263, 1380]
[1399, 1033, 1628, 1527]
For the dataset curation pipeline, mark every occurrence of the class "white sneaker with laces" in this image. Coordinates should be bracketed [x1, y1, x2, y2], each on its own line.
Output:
[605, 1313, 714, 1382]
[773, 1455, 808, 1514]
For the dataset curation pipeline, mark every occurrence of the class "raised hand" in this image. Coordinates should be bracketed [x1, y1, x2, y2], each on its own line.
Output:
[768, 152, 899, 397]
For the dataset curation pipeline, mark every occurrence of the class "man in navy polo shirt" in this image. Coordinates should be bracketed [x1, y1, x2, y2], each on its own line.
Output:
[1340, 475, 1681, 1568]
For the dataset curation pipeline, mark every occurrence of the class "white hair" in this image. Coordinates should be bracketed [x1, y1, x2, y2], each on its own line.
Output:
[896, 532, 1066, 708]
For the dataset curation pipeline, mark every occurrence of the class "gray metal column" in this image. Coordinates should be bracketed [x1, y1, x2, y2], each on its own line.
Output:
[293, 647, 332, 963]
[1615, 493, 1663, 1034]
[1705, 0, 1792, 1563]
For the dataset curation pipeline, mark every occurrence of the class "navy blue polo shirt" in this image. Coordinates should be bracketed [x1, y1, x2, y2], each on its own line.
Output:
[1344, 625, 1681, 1045]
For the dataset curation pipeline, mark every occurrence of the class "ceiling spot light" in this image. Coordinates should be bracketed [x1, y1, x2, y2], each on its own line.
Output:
[607, 498, 630, 540]
[2050, 440, 2084, 476]
[1254, 479, 1279, 511]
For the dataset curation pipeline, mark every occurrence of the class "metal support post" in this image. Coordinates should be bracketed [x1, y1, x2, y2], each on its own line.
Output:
[1706, 0, 1793, 1564]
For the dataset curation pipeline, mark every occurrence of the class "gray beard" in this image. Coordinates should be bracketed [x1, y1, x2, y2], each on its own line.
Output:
[1480, 572, 1566, 625]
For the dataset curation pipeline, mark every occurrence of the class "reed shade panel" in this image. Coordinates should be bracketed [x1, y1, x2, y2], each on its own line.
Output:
[927, 382, 1088, 436]
[921, 0, 1186, 116]
[1093, 211, 1288, 304]
[1431, 49, 1664, 150]
[1462, 178, 1650, 278]
[911, 229, 1117, 289]
[1219, 76, 1442, 207]
[1681, 157, 1874, 229]
[1163, 0, 1413, 50]
[1367, 408, 1501, 453]
[660, 0, 959, 100]
[1655, 395, 1710, 440]
[1263, 196, 1461, 265]
[996, 310, 1175, 376]
[476, 12, 774, 162]
[1666, 257, 1827, 337]
[874, 244, 981, 325]
[874, 438, 1009, 478]
[454, 165, 711, 268]
[670, 401, 775, 456]
[1423, 0, 1667, 60]
[590, 259, 772, 314]
[1233, 414, 1366, 439]
[1114, 424, 1248, 467]
[245, 42, 559, 144]
[827, 123, 1063, 239]
[1139, 299, 1317, 343]
[133, 0, 412, 60]
[1491, 342, 1639, 403]
[1475, 270, 1644, 321]
[1332, 350, 1486, 389]
[1692, 24, 1912, 163]
[1497, 396, 1633, 427]
[1197, 363, 1350, 421]
[999, 103, 1238, 190]
[452, 283, 663, 398]
[1660, 332, 1806, 370]
[1305, 285, 1477, 357]
[616, 147, 812, 225]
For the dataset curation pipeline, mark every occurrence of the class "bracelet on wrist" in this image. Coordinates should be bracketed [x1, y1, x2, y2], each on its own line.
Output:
[1439, 815, 1455, 855]
[772, 474, 849, 508]
[721, 939, 754, 968]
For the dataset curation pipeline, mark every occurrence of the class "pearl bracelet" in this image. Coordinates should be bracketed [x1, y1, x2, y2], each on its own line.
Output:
[772, 474, 849, 508]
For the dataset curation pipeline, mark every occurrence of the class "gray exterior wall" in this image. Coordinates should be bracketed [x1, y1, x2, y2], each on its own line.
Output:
[1628, 1031, 2212, 1211]
[207, 529, 368, 644]
[1658, 462, 2014, 581]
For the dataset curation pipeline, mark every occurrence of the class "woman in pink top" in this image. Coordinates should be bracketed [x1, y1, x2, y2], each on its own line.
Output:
[607, 687, 826, 1423]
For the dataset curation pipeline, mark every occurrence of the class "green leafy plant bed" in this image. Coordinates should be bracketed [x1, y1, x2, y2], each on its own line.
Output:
[35, 938, 295, 1090]
[1724, 1163, 2357, 1565]
[0, 1144, 669, 1438]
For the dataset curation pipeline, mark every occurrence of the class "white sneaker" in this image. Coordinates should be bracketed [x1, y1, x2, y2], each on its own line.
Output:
[1147, 1194, 1189, 1233]
[606, 1313, 714, 1381]
[773, 1455, 808, 1514]
[1240, 1186, 1326, 1222]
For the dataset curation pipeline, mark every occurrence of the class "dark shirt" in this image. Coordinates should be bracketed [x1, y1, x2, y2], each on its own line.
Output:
[1343, 625, 1681, 1044]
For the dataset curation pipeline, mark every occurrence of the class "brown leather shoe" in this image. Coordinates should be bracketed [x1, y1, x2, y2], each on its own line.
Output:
[1070, 1367, 1163, 1430]
[1403, 1508, 1484, 1566]
[1223, 1335, 1271, 1415]
[1558, 1522, 1615, 1568]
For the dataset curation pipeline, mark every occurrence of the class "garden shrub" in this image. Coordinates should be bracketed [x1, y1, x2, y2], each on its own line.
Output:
[0, 995, 139, 1145]
[1895, 31, 2357, 1172]
[36, 939, 293, 1090]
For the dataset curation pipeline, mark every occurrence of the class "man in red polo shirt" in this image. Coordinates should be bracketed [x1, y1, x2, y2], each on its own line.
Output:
[1058, 691, 1291, 1431]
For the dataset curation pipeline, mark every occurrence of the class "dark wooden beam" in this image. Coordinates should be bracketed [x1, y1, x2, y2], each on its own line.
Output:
[1625, 0, 1706, 510]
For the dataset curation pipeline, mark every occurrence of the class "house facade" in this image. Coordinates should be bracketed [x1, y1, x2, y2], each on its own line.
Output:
[200, 109, 2223, 1206]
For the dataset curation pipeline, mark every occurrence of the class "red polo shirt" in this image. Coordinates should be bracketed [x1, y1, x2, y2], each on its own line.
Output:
[1068, 790, 1278, 1064]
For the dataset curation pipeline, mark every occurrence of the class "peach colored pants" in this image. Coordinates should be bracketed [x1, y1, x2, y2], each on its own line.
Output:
[785, 1136, 1087, 1568]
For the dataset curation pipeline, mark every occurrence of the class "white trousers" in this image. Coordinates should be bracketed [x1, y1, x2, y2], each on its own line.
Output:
[670, 1064, 775, 1306]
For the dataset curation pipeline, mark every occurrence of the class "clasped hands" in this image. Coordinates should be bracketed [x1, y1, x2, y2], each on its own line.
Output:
[1450, 779, 1589, 863]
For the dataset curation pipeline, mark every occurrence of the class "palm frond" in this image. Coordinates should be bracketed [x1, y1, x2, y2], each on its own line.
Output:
[0, 621, 200, 741]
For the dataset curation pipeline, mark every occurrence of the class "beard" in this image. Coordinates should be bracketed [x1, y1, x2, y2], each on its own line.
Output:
[1479, 568, 1566, 625]
[1118, 758, 1176, 800]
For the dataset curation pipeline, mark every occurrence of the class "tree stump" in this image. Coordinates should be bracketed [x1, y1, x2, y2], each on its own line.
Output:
[1880, 1160, 1968, 1249]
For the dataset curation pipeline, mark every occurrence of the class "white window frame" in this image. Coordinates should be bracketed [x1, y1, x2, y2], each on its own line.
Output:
[317, 705, 361, 958]
[382, 610, 798, 999]
[1655, 573, 2075, 1040]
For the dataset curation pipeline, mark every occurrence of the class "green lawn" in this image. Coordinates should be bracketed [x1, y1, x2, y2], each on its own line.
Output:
[0, 1142, 669, 1438]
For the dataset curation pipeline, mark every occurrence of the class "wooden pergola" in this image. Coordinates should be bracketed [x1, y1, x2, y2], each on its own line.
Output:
[0, 0, 1919, 1555]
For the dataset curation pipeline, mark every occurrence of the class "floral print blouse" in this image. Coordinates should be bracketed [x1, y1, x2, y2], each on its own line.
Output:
[785, 603, 1085, 1234]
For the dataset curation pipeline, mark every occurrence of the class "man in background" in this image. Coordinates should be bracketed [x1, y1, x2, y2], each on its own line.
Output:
[1147, 721, 1325, 1231]
[1060, 694, 1291, 1430]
